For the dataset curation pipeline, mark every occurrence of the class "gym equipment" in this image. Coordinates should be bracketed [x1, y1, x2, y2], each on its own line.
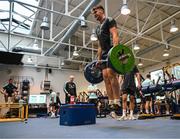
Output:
[21, 80, 30, 97]
[84, 44, 135, 84]
[141, 85, 162, 94]
[108, 44, 135, 74]
[84, 60, 103, 84]
[0, 103, 28, 123]
[60, 104, 96, 126]
[141, 80, 180, 95]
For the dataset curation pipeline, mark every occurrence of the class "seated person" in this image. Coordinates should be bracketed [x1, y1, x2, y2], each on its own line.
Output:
[49, 89, 57, 118]
[2, 79, 17, 103]
[142, 74, 154, 114]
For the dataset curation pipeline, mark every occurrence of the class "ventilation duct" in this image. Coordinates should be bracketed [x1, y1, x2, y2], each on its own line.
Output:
[12, 46, 41, 54]
[46, 0, 100, 56]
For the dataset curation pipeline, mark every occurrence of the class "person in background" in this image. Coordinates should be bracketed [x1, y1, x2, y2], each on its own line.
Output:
[55, 92, 61, 116]
[141, 74, 154, 114]
[63, 75, 77, 104]
[87, 84, 98, 105]
[118, 66, 141, 120]
[49, 89, 57, 118]
[2, 78, 17, 103]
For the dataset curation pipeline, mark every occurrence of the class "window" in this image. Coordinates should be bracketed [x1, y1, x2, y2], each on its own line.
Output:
[0, 0, 39, 34]
[172, 66, 180, 79]
[150, 69, 164, 84]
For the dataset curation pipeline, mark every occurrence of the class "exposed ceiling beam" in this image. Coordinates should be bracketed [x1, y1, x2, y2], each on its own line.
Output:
[138, 0, 180, 8]
[124, 10, 180, 45]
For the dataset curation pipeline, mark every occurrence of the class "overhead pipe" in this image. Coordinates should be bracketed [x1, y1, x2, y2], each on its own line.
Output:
[46, 0, 100, 56]
[12, 46, 41, 54]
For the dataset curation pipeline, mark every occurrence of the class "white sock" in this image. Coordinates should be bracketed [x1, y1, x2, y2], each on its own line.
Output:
[146, 109, 149, 114]
[123, 109, 126, 116]
[130, 110, 133, 117]
[109, 100, 114, 105]
[114, 99, 120, 106]
[150, 109, 153, 113]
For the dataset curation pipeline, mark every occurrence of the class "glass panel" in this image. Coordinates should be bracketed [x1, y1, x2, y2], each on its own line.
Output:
[0, 1, 9, 11]
[150, 69, 164, 84]
[172, 66, 180, 79]
[13, 13, 26, 22]
[0, 12, 9, 19]
[14, 3, 34, 17]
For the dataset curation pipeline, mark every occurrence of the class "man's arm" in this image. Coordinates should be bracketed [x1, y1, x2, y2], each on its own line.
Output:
[97, 44, 102, 61]
[74, 83, 77, 97]
[136, 72, 141, 89]
[63, 83, 70, 96]
[118, 75, 123, 86]
[110, 26, 119, 46]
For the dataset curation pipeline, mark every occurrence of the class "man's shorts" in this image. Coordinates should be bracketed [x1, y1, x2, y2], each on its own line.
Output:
[122, 88, 136, 96]
[49, 103, 56, 107]
[145, 96, 152, 101]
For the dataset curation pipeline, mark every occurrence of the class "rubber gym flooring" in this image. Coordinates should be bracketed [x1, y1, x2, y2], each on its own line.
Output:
[0, 117, 179, 138]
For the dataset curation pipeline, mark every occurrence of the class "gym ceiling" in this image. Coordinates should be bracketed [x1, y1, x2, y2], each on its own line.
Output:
[0, 0, 179, 71]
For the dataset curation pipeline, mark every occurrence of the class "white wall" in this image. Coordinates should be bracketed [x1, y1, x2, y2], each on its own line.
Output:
[0, 65, 105, 103]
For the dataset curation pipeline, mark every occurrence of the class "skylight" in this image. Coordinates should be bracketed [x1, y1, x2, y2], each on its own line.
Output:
[0, 0, 39, 34]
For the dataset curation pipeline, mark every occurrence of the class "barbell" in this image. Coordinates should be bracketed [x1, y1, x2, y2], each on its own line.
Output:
[84, 44, 135, 84]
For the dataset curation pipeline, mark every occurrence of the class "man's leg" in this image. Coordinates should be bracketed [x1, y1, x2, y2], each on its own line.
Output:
[102, 69, 114, 106]
[4, 94, 8, 103]
[117, 93, 128, 120]
[150, 98, 153, 114]
[145, 100, 150, 114]
[107, 68, 121, 109]
[102, 69, 118, 118]
[129, 94, 136, 120]
[107, 68, 120, 99]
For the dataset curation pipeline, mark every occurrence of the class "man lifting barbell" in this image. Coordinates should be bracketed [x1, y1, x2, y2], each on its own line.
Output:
[91, 5, 121, 118]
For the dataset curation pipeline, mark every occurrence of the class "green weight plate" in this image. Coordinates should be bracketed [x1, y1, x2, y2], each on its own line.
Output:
[108, 44, 135, 74]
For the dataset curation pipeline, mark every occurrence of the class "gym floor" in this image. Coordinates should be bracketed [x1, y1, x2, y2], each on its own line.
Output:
[0, 117, 179, 138]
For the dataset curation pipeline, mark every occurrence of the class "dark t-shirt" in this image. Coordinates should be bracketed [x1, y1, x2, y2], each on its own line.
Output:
[121, 66, 139, 91]
[65, 81, 77, 97]
[96, 17, 117, 59]
[3, 83, 17, 95]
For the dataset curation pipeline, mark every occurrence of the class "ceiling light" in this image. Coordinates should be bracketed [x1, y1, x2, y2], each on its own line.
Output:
[61, 61, 65, 66]
[32, 39, 39, 50]
[73, 51, 79, 56]
[133, 43, 140, 50]
[90, 29, 97, 41]
[163, 44, 170, 57]
[73, 47, 79, 56]
[40, 16, 49, 30]
[138, 59, 143, 66]
[170, 20, 178, 33]
[163, 50, 169, 57]
[121, 0, 130, 15]
[27, 56, 33, 63]
[80, 16, 88, 29]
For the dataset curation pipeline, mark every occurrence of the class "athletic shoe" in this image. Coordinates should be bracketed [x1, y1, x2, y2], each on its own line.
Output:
[51, 113, 56, 118]
[129, 115, 136, 120]
[113, 104, 121, 111]
[108, 104, 115, 111]
[109, 111, 118, 119]
[117, 115, 128, 121]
